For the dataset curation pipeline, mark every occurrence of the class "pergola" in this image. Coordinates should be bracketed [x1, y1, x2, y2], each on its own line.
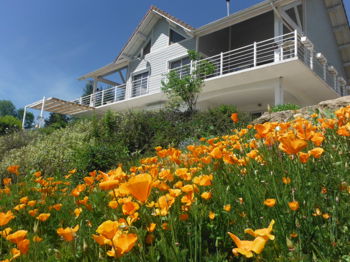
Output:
[23, 97, 94, 128]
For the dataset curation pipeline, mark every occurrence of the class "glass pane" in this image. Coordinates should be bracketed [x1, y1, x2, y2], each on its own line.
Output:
[169, 29, 186, 44]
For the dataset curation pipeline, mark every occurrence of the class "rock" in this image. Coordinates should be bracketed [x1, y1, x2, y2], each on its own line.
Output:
[252, 96, 350, 124]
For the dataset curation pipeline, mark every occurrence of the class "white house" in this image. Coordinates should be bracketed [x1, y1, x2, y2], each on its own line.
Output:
[24, 0, 350, 124]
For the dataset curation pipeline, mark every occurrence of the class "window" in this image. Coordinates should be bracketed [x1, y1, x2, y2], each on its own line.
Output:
[169, 29, 186, 45]
[169, 57, 190, 78]
[132, 71, 149, 97]
[143, 41, 151, 56]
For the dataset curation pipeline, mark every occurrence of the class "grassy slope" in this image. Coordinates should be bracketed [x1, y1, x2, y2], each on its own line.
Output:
[0, 107, 349, 261]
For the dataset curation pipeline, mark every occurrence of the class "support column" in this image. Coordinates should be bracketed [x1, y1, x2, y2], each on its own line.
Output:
[91, 79, 98, 106]
[39, 96, 46, 128]
[274, 77, 284, 106]
[22, 106, 27, 130]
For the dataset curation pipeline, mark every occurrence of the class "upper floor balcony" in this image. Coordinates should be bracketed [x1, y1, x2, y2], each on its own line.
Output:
[71, 31, 348, 114]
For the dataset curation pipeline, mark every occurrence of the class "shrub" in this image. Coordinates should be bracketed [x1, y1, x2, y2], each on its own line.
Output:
[271, 103, 301, 112]
[0, 115, 22, 135]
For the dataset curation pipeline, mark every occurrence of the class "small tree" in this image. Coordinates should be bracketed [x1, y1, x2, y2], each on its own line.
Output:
[17, 108, 34, 129]
[161, 50, 215, 114]
[0, 100, 17, 117]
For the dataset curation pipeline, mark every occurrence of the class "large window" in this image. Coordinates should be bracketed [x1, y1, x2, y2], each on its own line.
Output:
[169, 29, 186, 45]
[169, 56, 190, 78]
[132, 71, 149, 97]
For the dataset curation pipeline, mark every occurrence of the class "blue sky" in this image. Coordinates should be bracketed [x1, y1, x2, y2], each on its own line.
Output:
[0, 0, 349, 110]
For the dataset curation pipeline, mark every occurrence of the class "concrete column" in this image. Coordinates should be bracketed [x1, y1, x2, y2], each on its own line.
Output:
[274, 77, 284, 106]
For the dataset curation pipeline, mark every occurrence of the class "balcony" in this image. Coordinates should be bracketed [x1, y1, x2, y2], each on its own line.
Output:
[70, 31, 347, 114]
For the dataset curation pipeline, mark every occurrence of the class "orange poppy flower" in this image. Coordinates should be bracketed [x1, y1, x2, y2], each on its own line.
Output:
[282, 177, 291, 184]
[244, 220, 275, 241]
[0, 211, 15, 226]
[3, 178, 11, 186]
[126, 174, 153, 202]
[107, 233, 138, 258]
[74, 208, 82, 218]
[288, 201, 299, 211]
[278, 136, 308, 155]
[209, 211, 216, 220]
[7, 165, 20, 175]
[108, 200, 119, 209]
[223, 204, 231, 212]
[33, 235, 43, 242]
[231, 113, 239, 123]
[308, 147, 324, 158]
[263, 199, 276, 207]
[96, 220, 120, 240]
[201, 192, 212, 200]
[36, 213, 50, 222]
[179, 213, 189, 221]
[57, 225, 79, 242]
[122, 201, 139, 216]
[298, 152, 310, 163]
[7, 230, 27, 244]
[17, 239, 30, 254]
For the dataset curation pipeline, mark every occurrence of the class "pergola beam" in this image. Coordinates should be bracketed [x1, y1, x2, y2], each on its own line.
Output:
[96, 77, 120, 86]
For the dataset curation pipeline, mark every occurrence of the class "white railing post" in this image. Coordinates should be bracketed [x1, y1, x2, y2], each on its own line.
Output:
[89, 94, 93, 107]
[190, 60, 193, 74]
[220, 52, 223, 75]
[22, 106, 27, 130]
[253, 42, 257, 67]
[310, 48, 314, 70]
[101, 90, 105, 105]
[294, 30, 298, 58]
[114, 87, 118, 102]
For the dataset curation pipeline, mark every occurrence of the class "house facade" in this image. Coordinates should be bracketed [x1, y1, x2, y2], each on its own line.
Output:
[25, 0, 350, 121]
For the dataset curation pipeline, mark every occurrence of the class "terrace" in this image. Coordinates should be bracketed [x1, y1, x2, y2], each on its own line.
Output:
[67, 31, 346, 114]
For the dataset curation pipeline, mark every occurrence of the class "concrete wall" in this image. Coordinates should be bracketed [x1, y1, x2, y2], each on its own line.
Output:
[305, 0, 345, 77]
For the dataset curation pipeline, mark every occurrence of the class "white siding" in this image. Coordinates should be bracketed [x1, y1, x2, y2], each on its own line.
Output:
[126, 18, 196, 98]
[305, 0, 345, 77]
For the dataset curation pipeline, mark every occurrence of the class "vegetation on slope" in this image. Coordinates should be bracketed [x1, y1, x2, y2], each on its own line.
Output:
[0, 106, 349, 261]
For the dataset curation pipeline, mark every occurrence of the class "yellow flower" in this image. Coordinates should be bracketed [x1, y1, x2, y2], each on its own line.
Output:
[227, 232, 267, 258]
[223, 204, 231, 212]
[244, 220, 275, 241]
[74, 208, 82, 218]
[209, 211, 216, 220]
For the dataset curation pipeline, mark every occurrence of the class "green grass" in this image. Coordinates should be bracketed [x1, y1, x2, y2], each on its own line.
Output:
[0, 106, 349, 261]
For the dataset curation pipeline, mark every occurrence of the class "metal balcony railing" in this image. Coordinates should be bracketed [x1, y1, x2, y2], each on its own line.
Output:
[72, 31, 347, 109]
[72, 84, 126, 107]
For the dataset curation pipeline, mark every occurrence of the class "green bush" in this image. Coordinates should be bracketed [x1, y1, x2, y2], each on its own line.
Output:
[0, 115, 22, 135]
[271, 103, 301, 112]
[0, 106, 248, 176]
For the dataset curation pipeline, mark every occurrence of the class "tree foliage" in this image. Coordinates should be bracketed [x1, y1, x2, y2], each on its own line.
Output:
[17, 108, 34, 129]
[0, 100, 17, 117]
[161, 50, 215, 114]
[0, 115, 21, 135]
[45, 113, 70, 129]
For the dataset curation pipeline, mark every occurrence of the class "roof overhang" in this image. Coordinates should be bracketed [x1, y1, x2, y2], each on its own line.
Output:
[27, 97, 94, 115]
[194, 0, 295, 37]
[78, 6, 195, 81]
[78, 61, 128, 80]
[324, 0, 350, 83]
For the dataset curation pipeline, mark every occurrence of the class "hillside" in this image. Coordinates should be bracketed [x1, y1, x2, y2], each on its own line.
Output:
[0, 103, 349, 261]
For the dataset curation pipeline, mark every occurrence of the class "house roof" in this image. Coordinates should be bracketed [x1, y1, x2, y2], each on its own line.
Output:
[79, 6, 195, 80]
[324, 0, 350, 83]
